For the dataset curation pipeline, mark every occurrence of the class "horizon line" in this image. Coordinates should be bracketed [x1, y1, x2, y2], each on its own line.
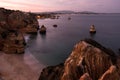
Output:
[1, 7, 120, 14]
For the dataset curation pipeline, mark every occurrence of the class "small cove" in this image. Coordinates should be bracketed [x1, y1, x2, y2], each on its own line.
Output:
[25, 14, 120, 67]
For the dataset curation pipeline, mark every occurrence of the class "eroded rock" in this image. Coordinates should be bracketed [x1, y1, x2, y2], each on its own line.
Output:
[39, 39, 120, 80]
[2, 30, 25, 54]
[79, 73, 92, 80]
[0, 8, 39, 53]
[39, 63, 64, 80]
[8, 11, 39, 33]
[98, 65, 120, 80]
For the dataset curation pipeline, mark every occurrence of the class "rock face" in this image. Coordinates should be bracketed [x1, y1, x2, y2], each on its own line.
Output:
[0, 21, 9, 51]
[3, 30, 26, 54]
[39, 63, 64, 80]
[39, 25, 46, 34]
[8, 11, 39, 33]
[39, 39, 120, 80]
[0, 8, 39, 53]
[0, 8, 39, 33]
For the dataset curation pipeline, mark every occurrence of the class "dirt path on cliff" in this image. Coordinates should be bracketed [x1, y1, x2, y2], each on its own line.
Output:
[0, 52, 45, 80]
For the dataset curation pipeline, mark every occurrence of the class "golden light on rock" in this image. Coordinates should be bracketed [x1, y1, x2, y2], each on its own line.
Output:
[37, 15, 41, 19]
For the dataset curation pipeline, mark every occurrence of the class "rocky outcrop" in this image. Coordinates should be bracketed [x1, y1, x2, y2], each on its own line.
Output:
[79, 73, 92, 80]
[0, 21, 9, 51]
[0, 7, 39, 33]
[0, 7, 39, 53]
[7, 11, 39, 33]
[0, 36, 4, 50]
[2, 30, 26, 54]
[39, 39, 120, 80]
[39, 63, 64, 80]
[99, 65, 120, 80]
[39, 25, 46, 34]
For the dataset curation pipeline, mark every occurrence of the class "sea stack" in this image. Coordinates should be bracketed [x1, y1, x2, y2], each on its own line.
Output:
[39, 25, 46, 34]
[53, 24, 57, 27]
[89, 25, 96, 33]
[68, 17, 71, 20]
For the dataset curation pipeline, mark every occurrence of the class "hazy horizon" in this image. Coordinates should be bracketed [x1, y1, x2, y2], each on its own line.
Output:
[0, 0, 120, 13]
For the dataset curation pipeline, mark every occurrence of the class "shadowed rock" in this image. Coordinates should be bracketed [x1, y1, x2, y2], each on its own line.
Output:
[7, 11, 27, 30]
[79, 73, 92, 80]
[39, 39, 120, 80]
[39, 63, 64, 80]
[39, 25, 46, 34]
[2, 30, 26, 54]
[8, 11, 39, 33]
[99, 65, 120, 80]
[0, 8, 39, 53]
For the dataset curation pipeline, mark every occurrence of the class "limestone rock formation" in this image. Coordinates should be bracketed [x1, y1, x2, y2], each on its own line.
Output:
[0, 21, 9, 50]
[0, 8, 39, 53]
[0, 8, 39, 34]
[39, 39, 120, 80]
[39, 25, 46, 34]
[2, 30, 26, 54]
[99, 65, 120, 80]
[39, 63, 64, 80]
[0, 8, 14, 22]
[0, 36, 4, 50]
[7, 11, 27, 30]
[8, 11, 39, 33]
[79, 73, 92, 80]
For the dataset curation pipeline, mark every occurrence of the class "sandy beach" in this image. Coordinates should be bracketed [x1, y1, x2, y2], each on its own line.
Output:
[0, 51, 45, 80]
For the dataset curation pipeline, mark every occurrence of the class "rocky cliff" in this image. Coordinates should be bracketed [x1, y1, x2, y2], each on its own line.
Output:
[0, 8, 39, 53]
[0, 8, 39, 32]
[2, 30, 26, 54]
[39, 39, 120, 80]
[8, 11, 39, 33]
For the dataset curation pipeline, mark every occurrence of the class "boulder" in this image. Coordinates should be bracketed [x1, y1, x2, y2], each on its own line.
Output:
[39, 39, 120, 80]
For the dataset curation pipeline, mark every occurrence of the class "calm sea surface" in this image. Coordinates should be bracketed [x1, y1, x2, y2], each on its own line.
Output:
[25, 14, 120, 66]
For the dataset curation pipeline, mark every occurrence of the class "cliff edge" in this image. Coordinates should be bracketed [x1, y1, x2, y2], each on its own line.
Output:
[39, 39, 120, 80]
[0, 8, 39, 53]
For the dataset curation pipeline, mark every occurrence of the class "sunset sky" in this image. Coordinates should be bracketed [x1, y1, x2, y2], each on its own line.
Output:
[0, 0, 120, 13]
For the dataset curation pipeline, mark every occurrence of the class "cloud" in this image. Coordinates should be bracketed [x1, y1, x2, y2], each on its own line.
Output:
[0, 0, 42, 7]
[0, 0, 52, 12]
[0, 0, 120, 12]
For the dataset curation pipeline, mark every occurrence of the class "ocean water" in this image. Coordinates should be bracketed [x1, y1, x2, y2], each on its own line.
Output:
[25, 14, 120, 66]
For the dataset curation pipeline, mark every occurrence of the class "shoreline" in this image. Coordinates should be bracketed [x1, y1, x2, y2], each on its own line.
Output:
[0, 51, 45, 80]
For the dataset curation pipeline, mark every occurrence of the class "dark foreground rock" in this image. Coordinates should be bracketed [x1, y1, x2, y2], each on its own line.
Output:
[39, 63, 64, 80]
[39, 39, 120, 80]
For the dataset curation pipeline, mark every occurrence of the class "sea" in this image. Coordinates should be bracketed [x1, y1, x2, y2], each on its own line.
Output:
[25, 13, 120, 67]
